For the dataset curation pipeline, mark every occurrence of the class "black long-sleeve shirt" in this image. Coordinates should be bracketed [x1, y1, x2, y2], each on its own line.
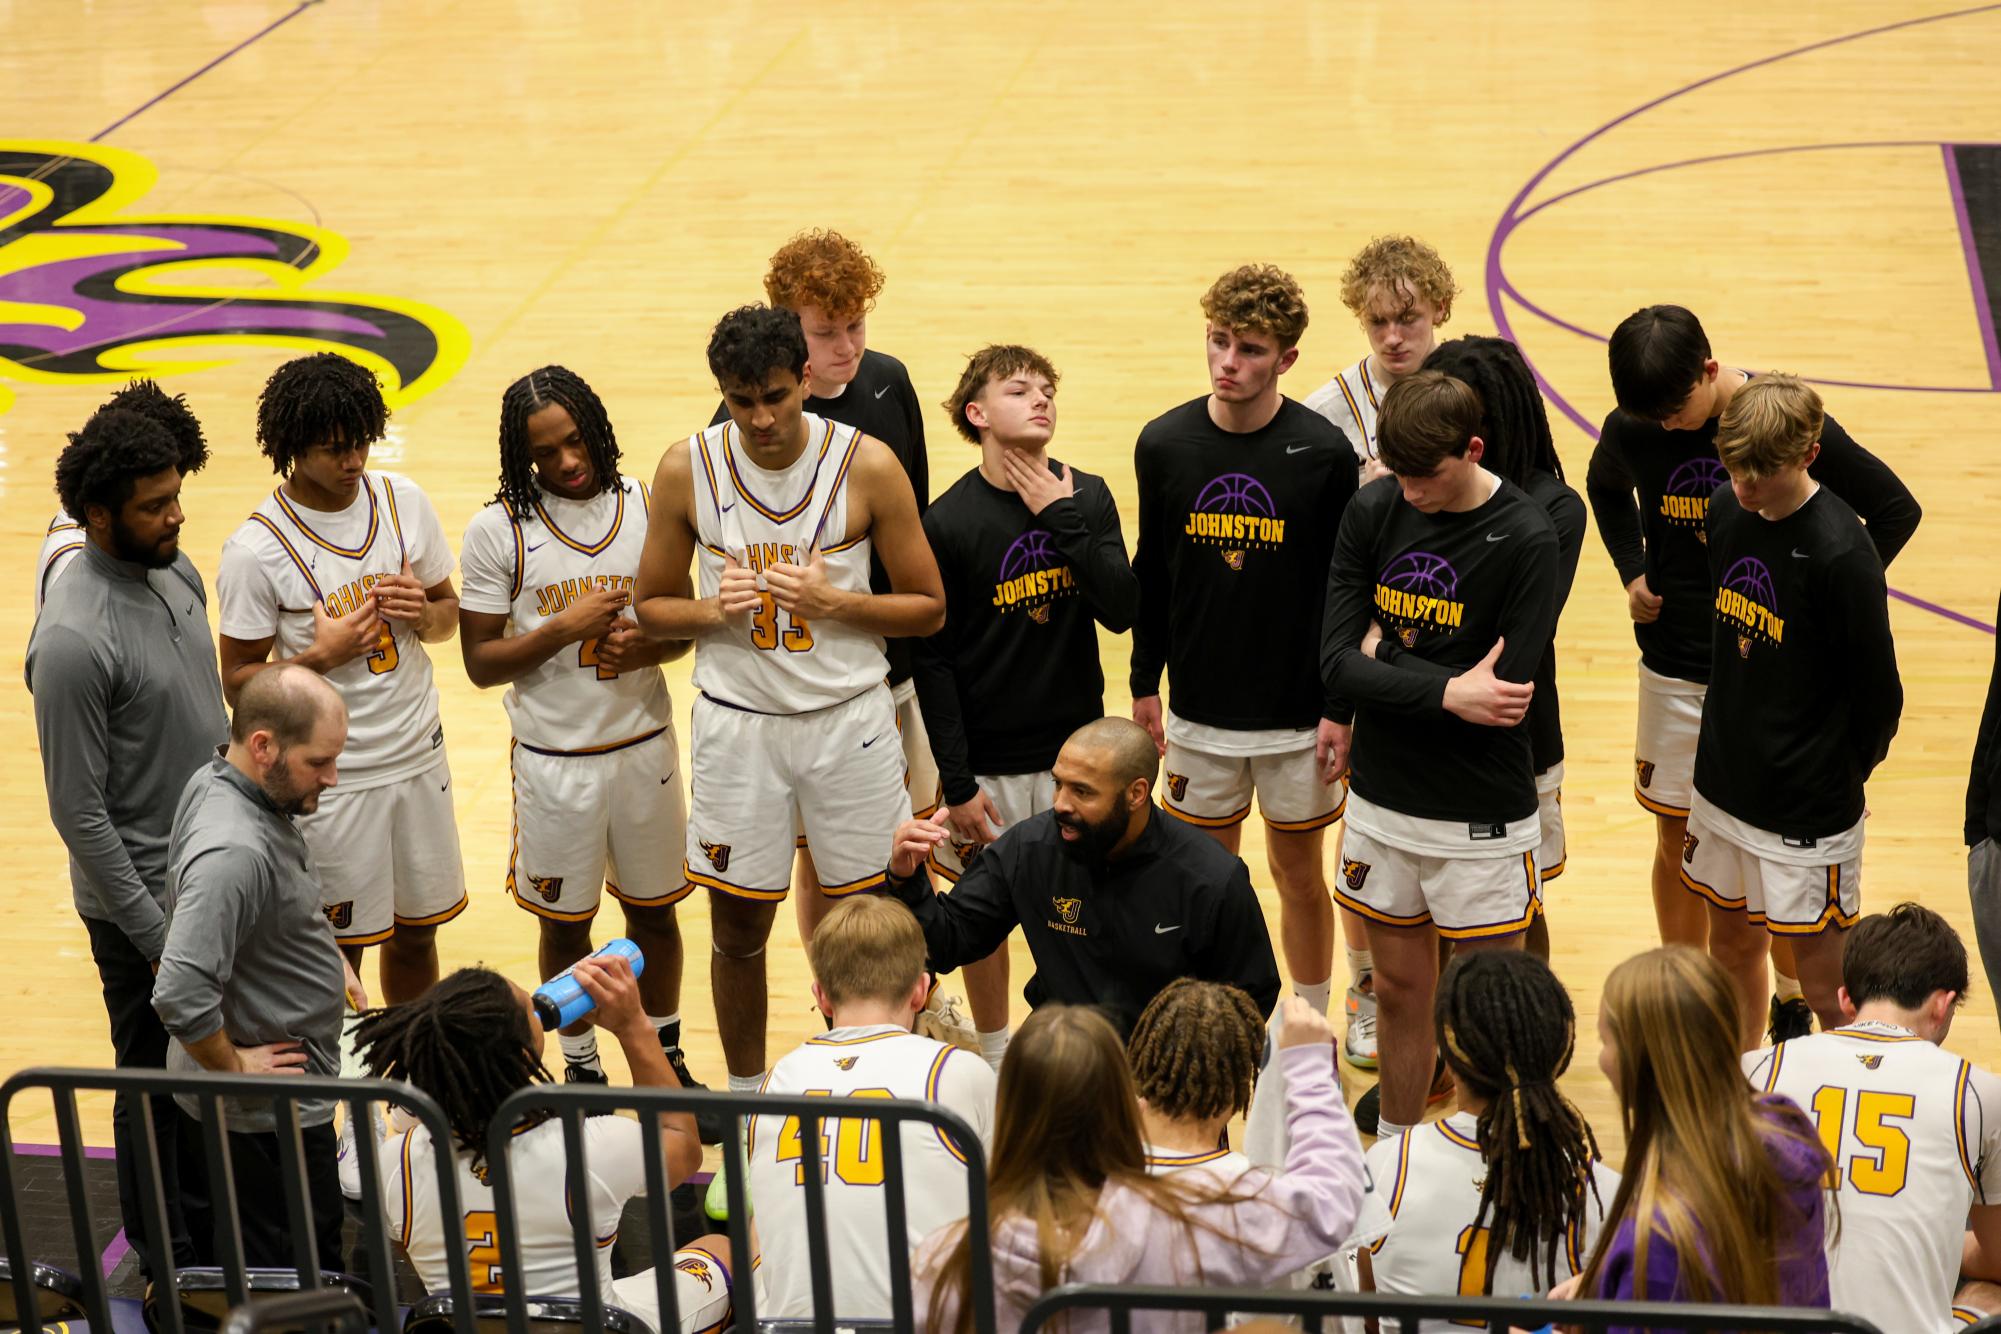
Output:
[1322, 475, 1559, 825]
[713, 347, 929, 683]
[912, 461, 1136, 805]
[881, 807, 1280, 1037]
[1585, 393, 1920, 683]
[1130, 397, 1358, 731]
[1969, 592, 2001, 846]
[1694, 486, 1902, 839]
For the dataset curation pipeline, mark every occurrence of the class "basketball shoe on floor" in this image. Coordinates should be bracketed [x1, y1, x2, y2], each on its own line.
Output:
[1343, 982, 1379, 1071]
[564, 1061, 608, 1085]
[1351, 1059, 1455, 1138]
[1768, 994, 1815, 1044]
[915, 991, 980, 1054]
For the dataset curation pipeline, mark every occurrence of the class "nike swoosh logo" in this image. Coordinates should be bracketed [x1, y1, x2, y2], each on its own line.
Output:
[1285, 444, 1311, 455]
[862, 734, 882, 748]
[1154, 923, 1181, 934]
[720, 502, 736, 513]
[1485, 533, 1509, 542]
[875, 385, 891, 399]
[525, 541, 546, 552]
[1791, 548, 1810, 559]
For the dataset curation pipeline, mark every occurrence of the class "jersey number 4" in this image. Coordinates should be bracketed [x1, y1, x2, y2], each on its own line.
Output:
[776, 1087, 892, 1185]
[1810, 1085, 1916, 1194]
[751, 592, 813, 653]
[578, 639, 618, 680]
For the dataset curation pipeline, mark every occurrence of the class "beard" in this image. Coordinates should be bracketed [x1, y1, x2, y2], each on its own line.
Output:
[1053, 806, 1128, 862]
[262, 759, 322, 817]
[108, 515, 178, 569]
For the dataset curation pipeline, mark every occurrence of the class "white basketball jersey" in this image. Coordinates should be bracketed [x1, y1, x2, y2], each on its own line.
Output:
[749, 1025, 996, 1319]
[218, 472, 453, 789]
[690, 415, 885, 714]
[1350, 1113, 1618, 1331]
[34, 512, 87, 614]
[1303, 357, 1384, 472]
[1746, 1022, 2001, 1334]
[1145, 1143, 1252, 1177]
[383, 1116, 645, 1300]
[459, 476, 671, 752]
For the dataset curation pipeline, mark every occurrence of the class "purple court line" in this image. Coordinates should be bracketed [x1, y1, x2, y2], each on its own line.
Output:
[1943, 144, 2001, 391]
[102, 1231, 131, 1277]
[1485, 2, 2001, 636]
[89, 1, 316, 143]
[13, 1142, 118, 1159]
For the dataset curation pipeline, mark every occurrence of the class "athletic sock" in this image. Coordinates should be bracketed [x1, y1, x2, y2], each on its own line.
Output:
[559, 1031, 602, 1072]
[1345, 947, 1374, 990]
[651, 1012, 682, 1052]
[976, 1027, 1010, 1072]
[1375, 1118, 1413, 1140]
[1294, 978, 1334, 1015]
[726, 1072, 763, 1095]
[1775, 973, 1805, 1003]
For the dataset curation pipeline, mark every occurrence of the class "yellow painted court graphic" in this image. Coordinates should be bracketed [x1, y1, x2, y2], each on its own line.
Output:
[0, 139, 467, 410]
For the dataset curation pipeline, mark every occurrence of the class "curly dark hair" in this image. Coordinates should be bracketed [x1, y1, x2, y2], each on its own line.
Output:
[105, 379, 209, 476]
[54, 407, 182, 524]
[255, 352, 388, 475]
[495, 365, 621, 515]
[350, 967, 551, 1176]
[1422, 336, 1565, 487]
[1126, 978, 1266, 1122]
[707, 304, 807, 391]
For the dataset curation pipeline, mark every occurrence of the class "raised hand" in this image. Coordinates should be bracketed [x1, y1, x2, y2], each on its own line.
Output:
[1001, 450, 1074, 514]
[890, 812, 950, 878]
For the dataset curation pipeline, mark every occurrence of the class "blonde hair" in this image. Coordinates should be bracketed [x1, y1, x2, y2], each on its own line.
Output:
[1339, 235, 1458, 325]
[1715, 373, 1823, 480]
[1199, 264, 1309, 349]
[763, 229, 885, 322]
[806, 895, 926, 1007]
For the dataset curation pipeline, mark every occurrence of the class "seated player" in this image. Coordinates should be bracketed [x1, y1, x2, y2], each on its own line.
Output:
[217, 353, 465, 1005]
[916, 344, 1138, 1069]
[747, 895, 995, 1319]
[36, 379, 210, 614]
[458, 367, 704, 1099]
[1353, 951, 1616, 1330]
[632, 305, 944, 1095]
[1126, 978, 1262, 1176]
[1680, 376, 1902, 1042]
[353, 956, 732, 1334]
[1745, 903, 2001, 1333]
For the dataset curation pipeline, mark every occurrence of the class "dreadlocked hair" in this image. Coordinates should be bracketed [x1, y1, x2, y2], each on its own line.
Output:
[255, 352, 388, 476]
[1434, 949, 1601, 1290]
[105, 379, 209, 476]
[495, 365, 622, 515]
[1421, 335, 1565, 488]
[1126, 978, 1266, 1122]
[350, 967, 551, 1176]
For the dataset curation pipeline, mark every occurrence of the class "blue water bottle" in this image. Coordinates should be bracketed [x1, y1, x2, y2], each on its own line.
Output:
[531, 938, 645, 1030]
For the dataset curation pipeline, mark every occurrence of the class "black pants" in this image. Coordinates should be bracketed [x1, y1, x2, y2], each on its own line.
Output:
[179, 1112, 344, 1274]
[83, 914, 202, 1279]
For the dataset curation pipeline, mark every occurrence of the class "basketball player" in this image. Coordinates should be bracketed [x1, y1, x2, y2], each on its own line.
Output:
[713, 230, 937, 943]
[748, 895, 995, 1318]
[915, 344, 1137, 1069]
[633, 304, 944, 1092]
[217, 353, 465, 1004]
[1744, 903, 2001, 1334]
[36, 380, 210, 614]
[460, 366, 704, 1098]
[355, 957, 733, 1334]
[1322, 370, 1559, 1140]
[1680, 375, 1903, 1043]
[1126, 979, 1261, 1176]
[1588, 305, 1920, 1038]
[1131, 263, 1358, 1032]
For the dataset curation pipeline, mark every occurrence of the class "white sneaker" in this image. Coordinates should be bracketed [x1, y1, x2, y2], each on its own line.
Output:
[1343, 983, 1379, 1071]
[915, 991, 980, 1053]
[337, 1107, 361, 1200]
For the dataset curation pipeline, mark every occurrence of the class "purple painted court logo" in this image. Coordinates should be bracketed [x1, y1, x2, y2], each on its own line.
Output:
[1184, 471, 1285, 566]
[0, 140, 466, 414]
[1374, 550, 1466, 647]
[1715, 556, 1786, 653]
[1659, 456, 1728, 537]
[991, 527, 1075, 620]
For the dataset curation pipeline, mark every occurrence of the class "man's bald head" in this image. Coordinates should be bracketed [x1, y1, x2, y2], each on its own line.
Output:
[231, 663, 345, 749]
[1064, 717, 1160, 790]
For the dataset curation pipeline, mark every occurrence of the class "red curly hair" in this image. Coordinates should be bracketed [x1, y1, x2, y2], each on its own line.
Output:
[763, 229, 886, 322]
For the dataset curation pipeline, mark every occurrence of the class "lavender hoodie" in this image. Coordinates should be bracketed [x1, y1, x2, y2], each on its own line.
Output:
[915, 1041, 1366, 1333]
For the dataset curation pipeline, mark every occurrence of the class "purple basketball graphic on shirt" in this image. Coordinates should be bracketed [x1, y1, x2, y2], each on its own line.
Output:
[1666, 457, 1729, 495]
[993, 527, 1075, 618]
[1380, 550, 1461, 600]
[1721, 556, 1778, 608]
[1192, 472, 1277, 516]
[998, 529, 1058, 581]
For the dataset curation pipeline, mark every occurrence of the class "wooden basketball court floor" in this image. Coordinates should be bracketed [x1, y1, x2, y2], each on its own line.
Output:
[4, 1, 2000, 1161]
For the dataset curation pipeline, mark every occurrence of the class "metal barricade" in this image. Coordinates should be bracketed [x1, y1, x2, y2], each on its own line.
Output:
[218, 1286, 371, 1334]
[1019, 1283, 1890, 1333]
[0, 1066, 477, 1334]
[483, 1083, 997, 1334]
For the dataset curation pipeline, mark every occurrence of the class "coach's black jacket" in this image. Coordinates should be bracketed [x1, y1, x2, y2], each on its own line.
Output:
[882, 806, 1280, 1036]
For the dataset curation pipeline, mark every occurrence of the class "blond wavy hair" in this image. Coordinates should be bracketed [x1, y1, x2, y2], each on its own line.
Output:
[1715, 373, 1823, 480]
[1199, 264, 1309, 349]
[1340, 235, 1458, 323]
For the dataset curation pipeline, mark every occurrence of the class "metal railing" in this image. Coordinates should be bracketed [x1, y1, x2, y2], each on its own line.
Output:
[0, 1067, 476, 1334]
[218, 1286, 372, 1334]
[483, 1083, 996, 1334]
[1019, 1283, 1890, 1333]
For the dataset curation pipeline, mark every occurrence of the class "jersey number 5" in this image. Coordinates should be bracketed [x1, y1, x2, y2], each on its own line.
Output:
[366, 622, 399, 675]
[775, 1087, 892, 1185]
[751, 592, 814, 653]
[463, 1210, 504, 1292]
[1810, 1085, 1916, 1194]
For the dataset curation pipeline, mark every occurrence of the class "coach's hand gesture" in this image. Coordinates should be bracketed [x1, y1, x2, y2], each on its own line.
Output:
[1002, 450, 1074, 514]
[308, 597, 384, 669]
[890, 812, 949, 878]
[765, 550, 841, 620]
[548, 586, 629, 645]
[944, 789, 1005, 848]
[1443, 639, 1534, 727]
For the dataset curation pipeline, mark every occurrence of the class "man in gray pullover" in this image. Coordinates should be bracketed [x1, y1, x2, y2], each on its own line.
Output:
[27, 404, 228, 1279]
[154, 664, 357, 1272]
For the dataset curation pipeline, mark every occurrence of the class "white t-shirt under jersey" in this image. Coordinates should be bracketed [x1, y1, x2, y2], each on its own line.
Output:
[1304, 356, 1386, 475]
[459, 475, 671, 752]
[34, 512, 87, 614]
[748, 1024, 996, 1319]
[1746, 1021, 2001, 1334]
[218, 472, 453, 789]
